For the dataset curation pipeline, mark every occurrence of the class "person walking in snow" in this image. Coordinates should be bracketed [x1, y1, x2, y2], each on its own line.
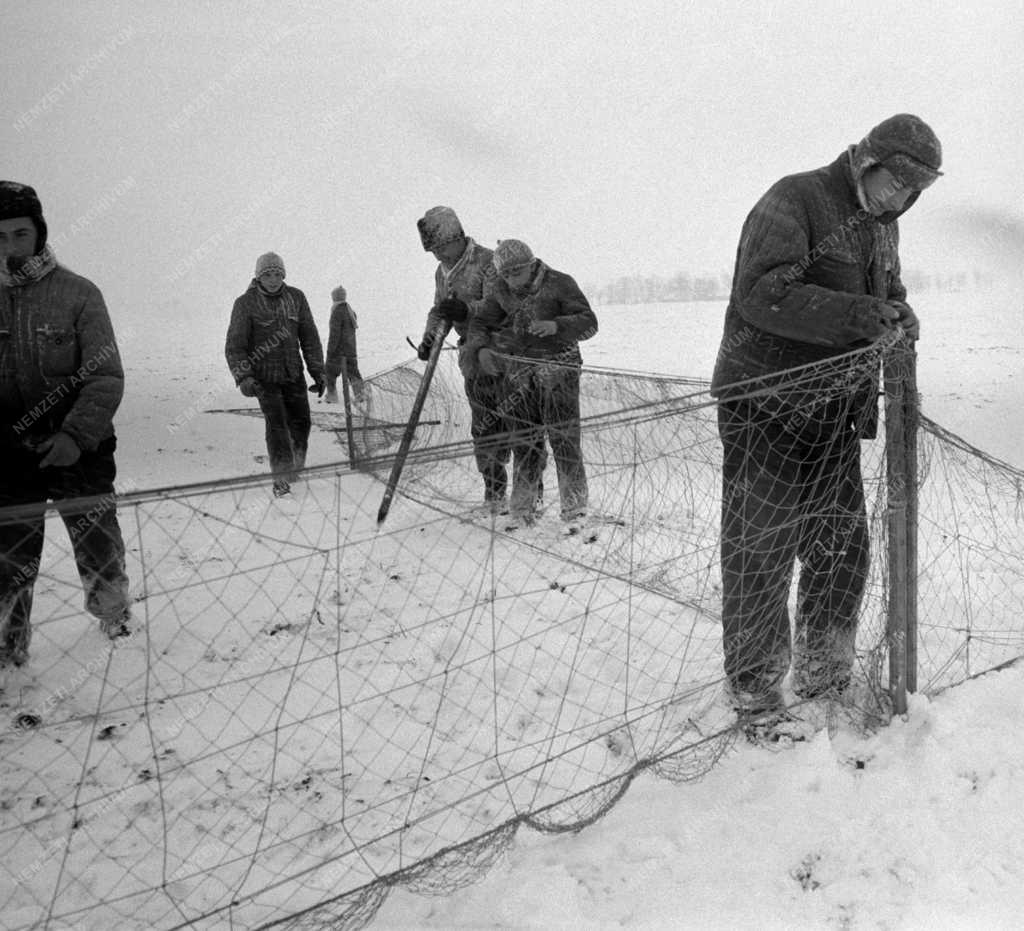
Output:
[467, 238, 598, 528]
[415, 206, 512, 510]
[324, 285, 364, 404]
[0, 181, 132, 667]
[225, 252, 325, 497]
[711, 114, 942, 734]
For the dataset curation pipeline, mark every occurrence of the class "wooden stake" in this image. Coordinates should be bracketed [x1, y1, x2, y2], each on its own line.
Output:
[376, 325, 446, 525]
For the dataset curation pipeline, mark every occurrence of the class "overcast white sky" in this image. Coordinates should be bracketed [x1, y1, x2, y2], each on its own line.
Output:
[4, 0, 1022, 340]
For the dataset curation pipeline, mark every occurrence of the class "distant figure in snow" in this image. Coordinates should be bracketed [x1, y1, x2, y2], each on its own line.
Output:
[468, 238, 598, 529]
[324, 285, 364, 404]
[225, 252, 325, 498]
[0, 181, 132, 668]
[416, 206, 512, 510]
[711, 114, 943, 738]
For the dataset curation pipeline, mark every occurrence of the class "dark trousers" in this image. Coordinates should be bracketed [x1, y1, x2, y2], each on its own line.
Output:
[256, 379, 311, 481]
[0, 435, 129, 663]
[717, 397, 869, 698]
[465, 373, 512, 500]
[506, 362, 587, 520]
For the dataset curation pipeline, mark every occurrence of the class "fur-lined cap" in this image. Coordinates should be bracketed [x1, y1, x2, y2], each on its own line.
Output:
[0, 180, 47, 251]
[855, 113, 943, 190]
[417, 206, 464, 251]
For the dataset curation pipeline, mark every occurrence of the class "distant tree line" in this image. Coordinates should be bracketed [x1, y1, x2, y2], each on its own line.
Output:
[584, 267, 998, 306]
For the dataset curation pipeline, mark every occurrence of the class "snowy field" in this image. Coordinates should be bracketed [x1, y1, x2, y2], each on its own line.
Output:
[2, 287, 1024, 930]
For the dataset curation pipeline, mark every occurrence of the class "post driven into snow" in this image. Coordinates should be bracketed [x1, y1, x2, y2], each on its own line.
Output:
[884, 337, 919, 714]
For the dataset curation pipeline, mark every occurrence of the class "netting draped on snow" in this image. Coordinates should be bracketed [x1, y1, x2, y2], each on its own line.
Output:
[2, 343, 1024, 930]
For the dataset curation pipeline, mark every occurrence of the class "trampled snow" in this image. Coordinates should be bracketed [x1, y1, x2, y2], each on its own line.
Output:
[98, 288, 1024, 929]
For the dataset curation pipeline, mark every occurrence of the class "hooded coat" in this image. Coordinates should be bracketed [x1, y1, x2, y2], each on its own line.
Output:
[710, 147, 915, 396]
[419, 238, 496, 351]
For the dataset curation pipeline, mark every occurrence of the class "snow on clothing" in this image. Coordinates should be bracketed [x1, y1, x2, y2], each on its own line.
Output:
[225, 282, 325, 483]
[420, 239, 512, 502]
[711, 129, 934, 709]
[470, 261, 598, 521]
[419, 238, 496, 356]
[325, 300, 362, 383]
[466, 261, 598, 366]
[0, 252, 129, 665]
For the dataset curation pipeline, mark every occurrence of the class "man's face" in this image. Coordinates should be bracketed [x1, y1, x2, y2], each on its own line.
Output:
[862, 166, 916, 216]
[0, 216, 38, 261]
[431, 238, 466, 268]
[258, 270, 285, 292]
[500, 264, 533, 290]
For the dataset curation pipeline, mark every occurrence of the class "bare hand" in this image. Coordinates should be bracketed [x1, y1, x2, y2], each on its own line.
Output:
[38, 432, 81, 468]
[478, 348, 499, 377]
[528, 320, 557, 338]
[887, 300, 920, 340]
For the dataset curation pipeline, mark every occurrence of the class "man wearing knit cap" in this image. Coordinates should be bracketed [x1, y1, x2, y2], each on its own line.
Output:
[0, 181, 132, 666]
[324, 284, 364, 404]
[225, 252, 325, 497]
[467, 238, 598, 528]
[416, 205, 512, 510]
[710, 113, 943, 739]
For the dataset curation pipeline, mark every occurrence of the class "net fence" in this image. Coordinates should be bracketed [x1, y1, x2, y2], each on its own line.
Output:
[1, 341, 1023, 929]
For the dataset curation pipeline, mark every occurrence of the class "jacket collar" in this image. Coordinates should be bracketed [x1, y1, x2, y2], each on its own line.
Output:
[0, 245, 58, 287]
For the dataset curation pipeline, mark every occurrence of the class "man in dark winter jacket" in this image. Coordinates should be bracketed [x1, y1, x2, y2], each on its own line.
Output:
[467, 239, 598, 527]
[0, 181, 132, 667]
[416, 206, 511, 509]
[324, 284, 363, 404]
[711, 114, 942, 731]
[225, 253, 325, 497]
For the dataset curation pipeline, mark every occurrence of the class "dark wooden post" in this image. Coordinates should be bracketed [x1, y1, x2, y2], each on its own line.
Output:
[883, 338, 918, 714]
[340, 366, 358, 468]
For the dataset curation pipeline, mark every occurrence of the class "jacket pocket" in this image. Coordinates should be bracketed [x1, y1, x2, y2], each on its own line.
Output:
[251, 312, 288, 353]
[35, 325, 78, 376]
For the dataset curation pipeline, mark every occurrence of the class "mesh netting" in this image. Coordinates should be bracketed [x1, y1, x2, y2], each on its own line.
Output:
[1, 344, 1023, 929]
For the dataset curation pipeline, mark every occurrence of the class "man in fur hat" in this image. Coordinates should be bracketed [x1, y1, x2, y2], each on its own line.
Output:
[225, 252, 325, 497]
[0, 181, 132, 666]
[710, 114, 943, 738]
[416, 206, 512, 510]
[324, 284, 364, 404]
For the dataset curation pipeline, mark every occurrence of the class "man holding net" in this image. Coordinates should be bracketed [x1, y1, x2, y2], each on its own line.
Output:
[710, 114, 943, 737]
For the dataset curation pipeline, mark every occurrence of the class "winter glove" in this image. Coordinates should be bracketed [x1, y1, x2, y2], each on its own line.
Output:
[438, 296, 469, 324]
[238, 376, 260, 398]
[887, 300, 920, 340]
[309, 376, 326, 398]
[351, 377, 366, 404]
[416, 338, 433, 362]
[37, 431, 81, 469]
[837, 298, 900, 344]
